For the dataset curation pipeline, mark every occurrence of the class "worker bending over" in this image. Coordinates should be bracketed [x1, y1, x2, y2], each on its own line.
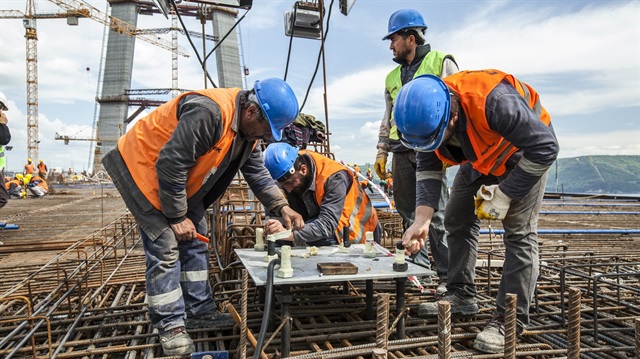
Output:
[27, 174, 48, 197]
[102, 78, 303, 356]
[395, 70, 558, 353]
[263, 143, 381, 246]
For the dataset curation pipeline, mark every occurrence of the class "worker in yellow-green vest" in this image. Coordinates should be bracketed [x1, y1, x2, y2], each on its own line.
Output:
[375, 8, 458, 293]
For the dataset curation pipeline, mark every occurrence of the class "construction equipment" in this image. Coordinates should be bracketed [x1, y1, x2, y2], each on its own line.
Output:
[0, 0, 189, 163]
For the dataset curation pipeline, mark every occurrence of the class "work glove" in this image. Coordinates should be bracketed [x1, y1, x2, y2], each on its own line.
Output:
[374, 155, 387, 180]
[474, 184, 512, 220]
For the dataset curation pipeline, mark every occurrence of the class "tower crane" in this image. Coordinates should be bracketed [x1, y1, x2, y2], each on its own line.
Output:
[0, 0, 190, 162]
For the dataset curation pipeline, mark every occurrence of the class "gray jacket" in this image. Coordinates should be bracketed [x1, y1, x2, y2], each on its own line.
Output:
[416, 81, 559, 207]
[103, 92, 288, 240]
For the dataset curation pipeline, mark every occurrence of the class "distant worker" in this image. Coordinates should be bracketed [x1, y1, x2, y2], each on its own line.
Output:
[5, 176, 22, 199]
[375, 9, 456, 292]
[366, 167, 373, 181]
[27, 174, 48, 197]
[352, 163, 361, 178]
[263, 143, 381, 246]
[101, 78, 303, 356]
[24, 158, 35, 175]
[395, 71, 558, 353]
[364, 167, 375, 194]
[37, 159, 48, 179]
[0, 93, 11, 209]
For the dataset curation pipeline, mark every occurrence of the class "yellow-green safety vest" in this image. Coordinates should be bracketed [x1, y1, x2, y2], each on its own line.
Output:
[385, 50, 451, 140]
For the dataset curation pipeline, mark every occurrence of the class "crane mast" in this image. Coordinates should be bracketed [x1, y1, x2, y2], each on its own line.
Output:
[25, 0, 39, 162]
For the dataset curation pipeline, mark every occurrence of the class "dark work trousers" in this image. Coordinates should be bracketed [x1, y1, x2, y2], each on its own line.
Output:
[393, 151, 449, 279]
[445, 170, 548, 329]
[141, 223, 217, 333]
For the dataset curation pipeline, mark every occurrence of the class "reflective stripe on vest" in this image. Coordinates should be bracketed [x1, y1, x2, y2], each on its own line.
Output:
[306, 151, 378, 244]
[385, 50, 451, 140]
[437, 69, 551, 176]
[0, 146, 5, 170]
[118, 88, 242, 210]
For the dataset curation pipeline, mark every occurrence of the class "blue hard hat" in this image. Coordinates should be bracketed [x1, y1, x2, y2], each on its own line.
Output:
[394, 74, 451, 152]
[263, 143, 299, 181]
[382, 9, 427, 40]
[254, 78, 299, 141]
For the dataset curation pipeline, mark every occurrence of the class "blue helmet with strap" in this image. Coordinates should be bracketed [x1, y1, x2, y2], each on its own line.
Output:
[382, 9, 427, 40]
[254, 78, 299, 141]
[263, 143, 299, 182]
[394, 74, 451, 152]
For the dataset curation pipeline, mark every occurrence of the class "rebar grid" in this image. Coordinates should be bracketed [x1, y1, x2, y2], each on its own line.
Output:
[0, 187, 638, 358]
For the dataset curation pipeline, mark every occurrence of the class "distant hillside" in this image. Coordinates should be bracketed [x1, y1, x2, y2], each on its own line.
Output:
[545, 155, 640, 194]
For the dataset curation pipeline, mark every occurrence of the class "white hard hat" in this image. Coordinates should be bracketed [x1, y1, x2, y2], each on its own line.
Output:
[0, 93, 8, 111]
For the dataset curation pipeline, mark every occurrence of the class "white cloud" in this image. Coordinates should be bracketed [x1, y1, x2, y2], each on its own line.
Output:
[1, 0, 638, 172]
[558, 130, 640, 158]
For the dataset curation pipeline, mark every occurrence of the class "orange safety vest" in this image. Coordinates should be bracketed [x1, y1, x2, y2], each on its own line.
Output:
[306, 151, 378, 244]
[118, 88, 242, 210]
[37, 163, 47, 173]
[30, 175, 48, 191]
[5, 179, 20, 190]
[24, 163, 35, 174]
[437, 69, 551, 176]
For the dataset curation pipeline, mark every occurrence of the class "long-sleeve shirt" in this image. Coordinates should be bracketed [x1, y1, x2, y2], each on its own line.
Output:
[103, 93, 288, 240]
[416, 81, 559, 208]
[377, 44, 459, 155]
[284, 153, 352, 243]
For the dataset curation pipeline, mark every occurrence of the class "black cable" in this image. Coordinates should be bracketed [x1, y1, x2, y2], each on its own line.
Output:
[204, 10, 249, 63]
[299, 0, 335, 113]
[283, 2, 299, 81]
[169, 0, 218, 88]
[253, 258, 281, 359]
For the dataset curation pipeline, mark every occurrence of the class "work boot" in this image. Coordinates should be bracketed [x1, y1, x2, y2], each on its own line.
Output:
[185, 310, 235, 330]
[436, 279, 447, 295]
[159, 326, 195, 356]
[473, 314, 505, 354]
[418, 292, 478, 317]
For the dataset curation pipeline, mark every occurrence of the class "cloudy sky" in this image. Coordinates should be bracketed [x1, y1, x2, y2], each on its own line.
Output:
[0, 0, 638, 173]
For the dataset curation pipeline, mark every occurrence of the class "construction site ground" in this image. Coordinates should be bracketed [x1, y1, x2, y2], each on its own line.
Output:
[0, 182, 638, 358]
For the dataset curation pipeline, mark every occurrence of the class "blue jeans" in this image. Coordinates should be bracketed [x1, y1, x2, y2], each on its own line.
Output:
[142, 224, 217, 332]
[393, 151, 449, 279]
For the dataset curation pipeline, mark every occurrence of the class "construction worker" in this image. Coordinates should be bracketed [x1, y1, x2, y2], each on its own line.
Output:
[395, 71, 559, 353]
[263, 143, 381, 246]
[37, 159, 48, 179]
[27, 174, 48, 197]
[364, 168, 375, 194]
[24, 158, 35, 175]
[0, 93, 11, 209]
[375, 9, 456, 293]
[5, 176, 22, 199]
[102, 78, 303, 357]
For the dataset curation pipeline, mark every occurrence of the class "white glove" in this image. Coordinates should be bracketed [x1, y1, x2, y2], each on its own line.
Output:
[474, 184, 512, 220]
